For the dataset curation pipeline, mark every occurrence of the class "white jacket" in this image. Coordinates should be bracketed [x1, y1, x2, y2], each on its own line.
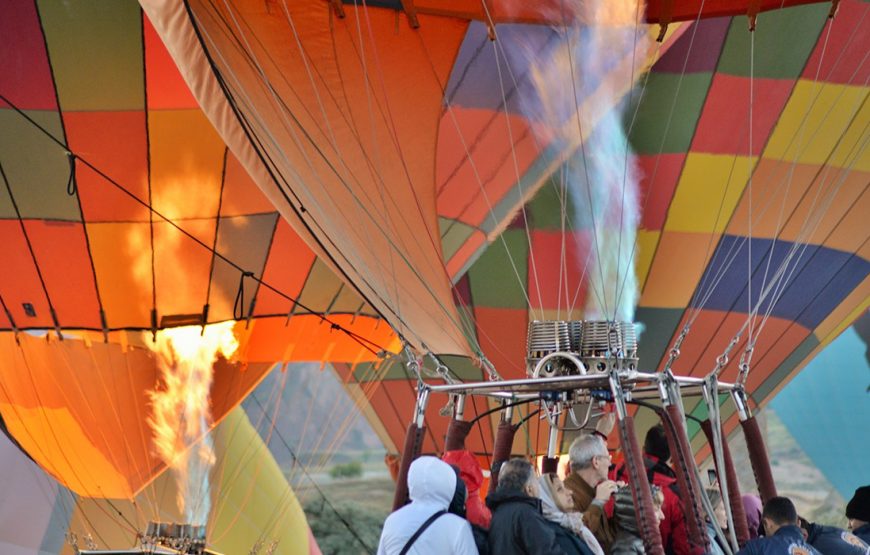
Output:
[377, 456, 479, 555]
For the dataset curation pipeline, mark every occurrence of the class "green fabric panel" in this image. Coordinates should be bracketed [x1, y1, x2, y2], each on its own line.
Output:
[526, 174, 577, 231]
[752, 333, 820, 403]
[294, 258, 346, 315]
[439, 217, 477, 261]
[327, 285, 367, 314]
[717, 3, 828, 79]
[0, 110, 80, 220]
[209, 213, 279, 320]
[626, 72, 713, 155]
[634, 307, 684, 371]
[467, 229, 529, 309]
[686, 393, 731, 443]
[37, 0, 144, 111]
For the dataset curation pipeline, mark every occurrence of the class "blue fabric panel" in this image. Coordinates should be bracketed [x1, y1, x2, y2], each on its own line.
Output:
[692, 236, 870, 330]
[769, 324, 870, 499]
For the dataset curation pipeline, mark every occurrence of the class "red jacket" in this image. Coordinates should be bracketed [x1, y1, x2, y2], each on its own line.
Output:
[442, 449, 492, 529]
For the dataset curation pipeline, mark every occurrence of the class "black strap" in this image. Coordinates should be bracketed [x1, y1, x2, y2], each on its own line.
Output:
[399, 510, 447, 555]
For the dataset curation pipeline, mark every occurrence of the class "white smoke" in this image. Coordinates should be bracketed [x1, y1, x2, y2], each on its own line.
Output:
[522, 0, 651, 322]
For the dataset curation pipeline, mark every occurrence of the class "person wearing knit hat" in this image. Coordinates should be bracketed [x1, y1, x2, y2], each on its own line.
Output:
[846, 485, 870, 544]
[610, 485, 665, 554]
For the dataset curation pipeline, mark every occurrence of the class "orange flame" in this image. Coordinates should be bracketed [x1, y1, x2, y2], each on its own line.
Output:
[147, 322, 238, 525]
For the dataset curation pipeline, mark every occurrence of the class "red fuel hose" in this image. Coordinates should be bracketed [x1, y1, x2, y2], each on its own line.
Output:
[391, 423, 426, 511]
[701, 419, 750, 546]
[619, 414, 665, 555]
[740, 416, 777, 504]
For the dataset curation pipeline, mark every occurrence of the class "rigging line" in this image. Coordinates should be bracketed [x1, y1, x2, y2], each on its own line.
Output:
[562, 13, 610, 320]
[748, 124, 870, 349]
[352, 0, 408, 332]
[209, 370, 290, 545]
[204, 149, 229, 314]
[208, 1, 398, 322]
[208, 369, 284, 532]
[15, 344, 137, 537]
[686, 14, 868, 327]
[211, 0, 456, 315]
[750, 14, 834, 334]
[560, 167, 568, 319]
[484, 0, 545, 320]
[192, 16, 479, 354]
[690, 68, 870, 329]
[750, 15, 838, 342]
[613, 0, 645, 322]
[52, 343, 145, 527]
[182, 4, 453, 354]
[748, 30, 755, 352]
[705, 128, 870, 379]
[419, 45, 539, 322]
[0, 95, 390, 357]
[246, 394, 375, 553]
[596, 37, 666, 317]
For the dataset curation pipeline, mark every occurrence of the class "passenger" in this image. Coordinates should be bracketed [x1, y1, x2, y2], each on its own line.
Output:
[847, 485, 870, 544]
[377, 456, 478, 555]
[798, 516, 870, 555]
[703, 489, 728, 555]
[614, 425, 692, 555]
[742, 494, 763, 540]
[486, 458, 568, 555]
[539, 473, 605, 555]
[610, 485, 666, 554]
[735, 496, 821, 555]
[564, 432, 619, 552]
[443, 449, 492, 529]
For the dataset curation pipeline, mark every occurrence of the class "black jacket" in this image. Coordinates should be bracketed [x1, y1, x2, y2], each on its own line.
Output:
[805, 522, 870, 555]
[486, 490, 568, 555]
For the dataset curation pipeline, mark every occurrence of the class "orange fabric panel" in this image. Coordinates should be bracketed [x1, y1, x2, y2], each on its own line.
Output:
[640, 231, 716, 308]
[152, 219, 215, 319]
[473, 306, 528, 379]
[87, 222, 153, 329]
[62, 111, 150, 222]
[23, 221, 100, 328]
[241, 314, 398, 364]
[0, 331, 273, 498]
[437, 109, 542, 225]
[254, 220, 317, 316]
[0, 220, 54, 328]
[143, 16, 199, 110]
[144, 0, 473, 355]
[148, 109, 225, 220]
[219, 153, 277, 217]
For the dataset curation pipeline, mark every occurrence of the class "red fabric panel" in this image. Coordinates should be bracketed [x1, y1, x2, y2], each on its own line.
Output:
[692, 74, 793, 156]
[254, 220, 317, 316]
[802, 0, 870, 84]
[528, 230, 590, 313]
[638, 154, 685, 231]
[143, 16, 199, 109]
[0, 2, 57, 110]
[0, 221, 54, 328]
[63, 111, 150, 222]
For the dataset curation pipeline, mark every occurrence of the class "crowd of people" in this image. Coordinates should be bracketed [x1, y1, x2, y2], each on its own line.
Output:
[377, 417, 869, 555]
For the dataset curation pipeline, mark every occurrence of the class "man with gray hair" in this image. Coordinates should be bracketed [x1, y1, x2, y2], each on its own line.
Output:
[564, 415, 620, 552]
[487, 458, 569, 554]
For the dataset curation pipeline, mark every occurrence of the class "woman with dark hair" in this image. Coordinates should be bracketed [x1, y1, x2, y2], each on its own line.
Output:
[538, 473, 604, 555]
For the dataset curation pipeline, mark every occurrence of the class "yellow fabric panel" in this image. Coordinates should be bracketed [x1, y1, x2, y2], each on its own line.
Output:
[764, 80, 868, 170]
[0, 404, 131, 499]
[634, 230, 660, 288]
[639, 231, 715, 308]
[664, 153, 753, 234]
[208, 408, 311, 555]
[148, 109, 226, 220]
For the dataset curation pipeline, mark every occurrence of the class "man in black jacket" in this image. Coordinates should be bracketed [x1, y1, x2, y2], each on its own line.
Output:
[487, 458, 570, 555]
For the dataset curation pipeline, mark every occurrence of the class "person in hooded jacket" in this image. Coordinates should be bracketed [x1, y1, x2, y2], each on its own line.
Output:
[798, 517, 870, 555]
[847, 486, 870, 544]
[443, 449, 492, 529]
[486, 458, 568, 555]
[539, 473, 605, 555]
[742, 495, 763, 540]
[377, 456, 478, 555]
